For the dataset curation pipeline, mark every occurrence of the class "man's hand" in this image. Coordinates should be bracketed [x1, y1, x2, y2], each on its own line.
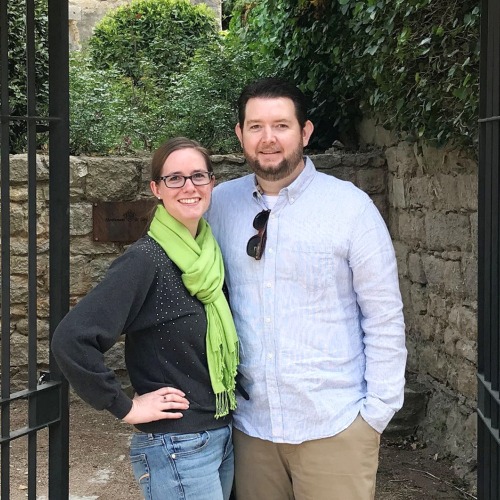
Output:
[122, 387, 189, 424]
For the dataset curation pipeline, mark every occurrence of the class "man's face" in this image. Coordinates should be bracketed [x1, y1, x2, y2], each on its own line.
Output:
[235, 97, 313, 182]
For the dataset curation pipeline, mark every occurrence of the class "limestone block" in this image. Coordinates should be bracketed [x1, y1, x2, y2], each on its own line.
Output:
[393, 241, 409, 277]
[70, 202, 93, 236]
[371, 194, 388, 222]
[36, 207, 50, 238]
[408, 253, 426, 284]
[420, 344, 448, 381]
[10, 203, 29, 235]
[425, 212, 470, 251]
[9, 154, 49, 183]
[391, 176, 406, 208]
[417, 314, 438, 341]
[410, 283, 427, 315]
[443, 327, 460, 356]
[70, 235, 122, 255]
[448, 305, 477, 341]
[443, 260, 465, 296]
[461, 253, 477, 302]
[385, 142, 418, 177]
[398, 211, 425, 245]
[10, 186, 28, 202]
[212, 155, 251, 183]
[455, 339, 477, 364]
[356, 168, 385, 194]
[427, 293, 449, 320]
[11, 275, 28, 304]
[15, 318, 50, 339]
[453, 360, 477, 400]
[70, 254, 116, 296]
[432, 174, 458, 211]
[69, 3, 82, 20]
[407, 177, 432, 209]
[308, 153, 342, 171]
[469, 213, 478, 256]
[70, 156, 89, 192]
[104, 340, 126, 370]
[85, 158, 141, 201]
[9, 333, 50, 366]
[456, 174, 478, 211]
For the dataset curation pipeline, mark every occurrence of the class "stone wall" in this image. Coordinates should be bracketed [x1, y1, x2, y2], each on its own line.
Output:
[359, 118, 478, 480]
[69, 0, 222, 50]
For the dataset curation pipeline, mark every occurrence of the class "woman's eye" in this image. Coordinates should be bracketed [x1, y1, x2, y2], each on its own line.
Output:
[169, 175, 181, 182]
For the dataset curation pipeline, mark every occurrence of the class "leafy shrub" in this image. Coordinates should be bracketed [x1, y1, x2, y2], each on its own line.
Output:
[158, 34, 276, 153]
[69, 52, 169, 155]
[3, 0, 49, 152]
[88, 0, 218, 85]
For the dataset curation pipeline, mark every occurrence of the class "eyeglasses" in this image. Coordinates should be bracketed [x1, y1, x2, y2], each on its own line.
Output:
[158, 171, 214, 189]
[246, 210, 270, 260]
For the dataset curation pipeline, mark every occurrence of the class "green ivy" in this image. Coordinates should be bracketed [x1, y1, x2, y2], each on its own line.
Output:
[231, 0, 480, 152]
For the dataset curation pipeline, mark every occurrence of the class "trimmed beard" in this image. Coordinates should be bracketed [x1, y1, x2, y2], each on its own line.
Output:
[245, 144, 304, 182]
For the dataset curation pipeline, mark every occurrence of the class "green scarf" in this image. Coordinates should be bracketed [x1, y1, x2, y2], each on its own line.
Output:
[148, 205, 238, 418]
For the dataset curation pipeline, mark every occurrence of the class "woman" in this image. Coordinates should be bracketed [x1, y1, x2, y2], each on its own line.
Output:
[51, 137, 239, 500]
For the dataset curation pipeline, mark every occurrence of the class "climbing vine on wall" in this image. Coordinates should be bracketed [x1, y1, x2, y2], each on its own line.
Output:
[231, 0, 480, 152]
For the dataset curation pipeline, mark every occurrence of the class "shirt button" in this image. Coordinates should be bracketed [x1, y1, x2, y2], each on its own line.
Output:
[290, 197, 295, 203]
[266, 282, 272, 288]
[271, 214, 276, 219]
[265, 317, 271, 323]
[268, 248, 273, 253]
[268, 353, 273, 359]
[171, 454, 176, 459]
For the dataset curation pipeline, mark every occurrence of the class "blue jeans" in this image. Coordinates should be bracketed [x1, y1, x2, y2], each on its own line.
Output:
[129, 424, 234, 500]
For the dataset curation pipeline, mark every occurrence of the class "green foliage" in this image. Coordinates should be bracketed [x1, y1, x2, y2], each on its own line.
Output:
[88, 0, 218, 84]
[158, 34, 276, 153]
[3, 0, 49, 152]
[69, 52, 169, 155]
[232, 0, 480, 152]
[348, 0, 480, 148]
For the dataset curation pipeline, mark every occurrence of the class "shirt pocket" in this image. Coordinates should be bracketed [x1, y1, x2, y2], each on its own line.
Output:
[281, 244, 335, 292]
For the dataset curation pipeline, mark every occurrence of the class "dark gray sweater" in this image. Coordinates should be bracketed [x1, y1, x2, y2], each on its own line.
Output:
[51, 236, 230, 433]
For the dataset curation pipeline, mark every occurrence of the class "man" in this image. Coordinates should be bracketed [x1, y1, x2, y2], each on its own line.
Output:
[206, 77, 407, 500]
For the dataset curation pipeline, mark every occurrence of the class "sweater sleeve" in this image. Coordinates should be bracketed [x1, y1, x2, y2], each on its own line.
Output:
[51, 245, 156, 419]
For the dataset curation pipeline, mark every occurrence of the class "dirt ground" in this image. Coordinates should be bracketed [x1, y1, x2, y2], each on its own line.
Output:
[4, 399, 476, 499]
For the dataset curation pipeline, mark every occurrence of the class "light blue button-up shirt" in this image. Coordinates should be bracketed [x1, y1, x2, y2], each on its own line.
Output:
[206, 157, 406, 443]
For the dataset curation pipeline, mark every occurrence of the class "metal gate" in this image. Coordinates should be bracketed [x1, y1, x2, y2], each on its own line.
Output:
[478, 0, 500, 498]
[0, 0, 70, 497]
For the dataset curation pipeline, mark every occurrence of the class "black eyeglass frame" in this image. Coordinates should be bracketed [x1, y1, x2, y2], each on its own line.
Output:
[158, 171, 214, 189]
[246, 209, 270, 260]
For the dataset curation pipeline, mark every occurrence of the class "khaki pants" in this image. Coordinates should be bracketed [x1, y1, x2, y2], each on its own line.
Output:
[233, 415, 380, 500]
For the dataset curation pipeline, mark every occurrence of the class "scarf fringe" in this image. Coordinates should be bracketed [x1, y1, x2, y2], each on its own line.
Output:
[215, 390, 238, 419]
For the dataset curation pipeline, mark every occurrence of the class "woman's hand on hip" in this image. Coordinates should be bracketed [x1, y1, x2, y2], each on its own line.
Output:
[122, 387, 190, 424]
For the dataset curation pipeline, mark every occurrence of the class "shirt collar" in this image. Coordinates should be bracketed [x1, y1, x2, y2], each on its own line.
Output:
[251, 156, 316, 205]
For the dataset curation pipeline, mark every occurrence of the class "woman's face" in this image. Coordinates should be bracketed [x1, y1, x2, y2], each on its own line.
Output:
[150, 148, 214, 237]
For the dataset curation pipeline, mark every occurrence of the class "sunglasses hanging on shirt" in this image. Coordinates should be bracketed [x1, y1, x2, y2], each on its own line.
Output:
[246, 210, 271, 260]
